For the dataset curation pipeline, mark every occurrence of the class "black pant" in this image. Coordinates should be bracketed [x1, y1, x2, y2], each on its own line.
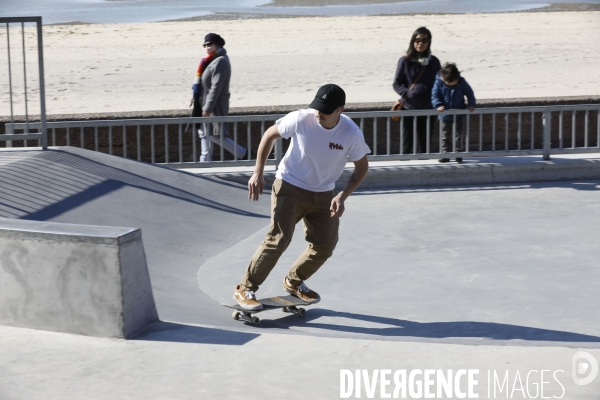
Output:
[184, 92, 203, 133]
[441, 118, 464, 153]
[401, 115, 435, 154]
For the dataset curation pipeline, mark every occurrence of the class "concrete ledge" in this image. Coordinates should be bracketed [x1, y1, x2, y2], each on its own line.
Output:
[0, 219, 158, 338]
[0, 218, 140, 245]
[206, 155, 600, 190]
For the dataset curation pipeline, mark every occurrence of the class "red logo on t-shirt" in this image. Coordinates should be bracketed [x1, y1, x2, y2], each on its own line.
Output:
[329, 142, 344, 150]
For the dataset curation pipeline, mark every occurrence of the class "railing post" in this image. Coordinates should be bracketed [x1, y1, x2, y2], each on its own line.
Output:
[274, 139, 283, 168]
[0, 17, 47, 149]
[36, 17, 48, 149]
[543, 109, 551, 160]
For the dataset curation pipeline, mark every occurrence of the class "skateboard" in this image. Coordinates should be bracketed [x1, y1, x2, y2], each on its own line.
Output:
[223, 294, 311, 325]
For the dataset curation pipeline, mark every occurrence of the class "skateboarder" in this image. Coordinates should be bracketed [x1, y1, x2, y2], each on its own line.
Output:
[233, 84, 371, 310]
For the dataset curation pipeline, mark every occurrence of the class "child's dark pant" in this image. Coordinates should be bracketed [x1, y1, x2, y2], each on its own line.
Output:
[441, 118, 464, 153]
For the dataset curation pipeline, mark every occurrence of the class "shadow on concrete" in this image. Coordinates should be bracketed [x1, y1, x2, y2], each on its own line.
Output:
[0, 148, 273, 330]
[131, 321, 260, 345]
[244, 309, 600, 344]
[0, 149, 268, 220]
[355, 180, 600, 196]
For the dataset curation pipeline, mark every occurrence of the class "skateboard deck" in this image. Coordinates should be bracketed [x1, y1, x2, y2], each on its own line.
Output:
[223, 294, 311, 324]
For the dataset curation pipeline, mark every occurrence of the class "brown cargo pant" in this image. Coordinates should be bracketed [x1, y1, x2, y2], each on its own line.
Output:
[240, 179, 339, 292]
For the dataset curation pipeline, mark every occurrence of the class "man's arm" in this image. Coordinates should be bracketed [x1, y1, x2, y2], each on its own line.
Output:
[248, 124, 282, 201]
[330, 155, 369, 217]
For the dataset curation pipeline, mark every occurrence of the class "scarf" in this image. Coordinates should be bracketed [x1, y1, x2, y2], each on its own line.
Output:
[192, 47, 225, 95]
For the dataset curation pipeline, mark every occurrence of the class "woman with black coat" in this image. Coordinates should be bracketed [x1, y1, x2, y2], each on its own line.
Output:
[392, 27, 441, 154]
[190, 33, 246, 162]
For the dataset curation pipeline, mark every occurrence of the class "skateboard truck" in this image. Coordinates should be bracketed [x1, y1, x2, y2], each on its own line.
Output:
[224, 295, 310, 325]
[232, 310, 261, 325]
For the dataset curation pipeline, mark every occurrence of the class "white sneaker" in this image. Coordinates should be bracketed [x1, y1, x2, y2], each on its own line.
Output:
[233, 285, 263, 310]
[283, 277, 320, 304]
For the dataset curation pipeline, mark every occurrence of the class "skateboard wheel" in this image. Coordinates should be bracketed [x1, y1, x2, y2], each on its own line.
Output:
[297, 308, 306, 317]
[252, 316, 260, 325]
[282, 307, 289, 312]
[232, 311, 241, 321]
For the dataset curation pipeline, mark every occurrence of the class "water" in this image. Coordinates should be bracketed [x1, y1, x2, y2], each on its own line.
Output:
[1, 0, 599, 24]
[1, 0, 266, 24]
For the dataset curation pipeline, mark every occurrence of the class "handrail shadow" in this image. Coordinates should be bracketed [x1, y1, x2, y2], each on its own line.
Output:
[0, 149, 268, 220]
[250, 309, 600, 344]
[354, 180, 600, 197]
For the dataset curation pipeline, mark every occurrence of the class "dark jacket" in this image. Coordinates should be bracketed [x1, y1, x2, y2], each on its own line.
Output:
[201, 48, 231, 137]
[392, 55, 441, 110]
[201, 49, 231, 116]
[190, 48, 231, 136]
[431, 74, 476, 121]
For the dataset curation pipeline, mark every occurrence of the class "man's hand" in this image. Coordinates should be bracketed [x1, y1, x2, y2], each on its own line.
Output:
[330, 194, 345, 218]
[330, 155, 369, 217]
[437, 106, 445, 112]
[248, 173, 265, 201]
[247, 124, 282, 201]
[469, 106, 475, 112]
[202, 111, 211, 117]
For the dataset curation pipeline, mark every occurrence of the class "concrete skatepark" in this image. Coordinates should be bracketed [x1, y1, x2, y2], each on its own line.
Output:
[1, 146, 599, 399]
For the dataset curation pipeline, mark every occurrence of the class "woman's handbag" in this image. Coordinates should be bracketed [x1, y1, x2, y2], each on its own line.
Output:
[390, 99, 405, 122]
[390, 66, 426, 122]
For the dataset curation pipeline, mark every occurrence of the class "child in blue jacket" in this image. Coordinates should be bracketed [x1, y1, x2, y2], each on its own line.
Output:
[431, 62, 476, 163]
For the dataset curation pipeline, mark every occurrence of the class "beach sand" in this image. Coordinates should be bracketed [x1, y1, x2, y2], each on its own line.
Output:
[1, 10, 599, 116]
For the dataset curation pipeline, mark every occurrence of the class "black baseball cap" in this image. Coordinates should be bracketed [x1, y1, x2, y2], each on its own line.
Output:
[309, 84, 346, 115]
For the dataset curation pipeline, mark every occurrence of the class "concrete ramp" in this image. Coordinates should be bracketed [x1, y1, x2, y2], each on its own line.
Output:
[0, 219, 157, 338]
[0, 147, 270, 331]
[1, 147, 599, 348]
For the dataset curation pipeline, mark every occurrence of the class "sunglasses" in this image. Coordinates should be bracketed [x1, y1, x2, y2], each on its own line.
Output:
[414, 38, 430, 44]
[203, 42, 215, 48]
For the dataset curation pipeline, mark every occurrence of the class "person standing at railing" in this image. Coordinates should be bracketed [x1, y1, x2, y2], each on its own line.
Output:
[392, 27, 441, 154]
[232, 84, 371, 311]
[431, 62, 476, 164]
[190, 33, 246, 162]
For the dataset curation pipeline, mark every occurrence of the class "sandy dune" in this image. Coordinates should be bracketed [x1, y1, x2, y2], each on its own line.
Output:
[1, 11, 599, 116]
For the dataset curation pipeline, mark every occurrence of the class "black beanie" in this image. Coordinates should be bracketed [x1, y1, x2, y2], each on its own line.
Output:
[204, 33, 225, 47]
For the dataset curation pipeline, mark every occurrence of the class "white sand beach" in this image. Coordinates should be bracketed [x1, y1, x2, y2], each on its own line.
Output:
[1, 11, 599, 116]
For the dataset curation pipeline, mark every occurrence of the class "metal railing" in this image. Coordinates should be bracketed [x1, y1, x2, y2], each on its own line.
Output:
[0, 16, 47, 149]
[3, 104, 600, 167]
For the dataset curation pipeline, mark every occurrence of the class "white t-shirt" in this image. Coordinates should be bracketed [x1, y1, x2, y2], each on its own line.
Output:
[275, 109, 371, 192]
